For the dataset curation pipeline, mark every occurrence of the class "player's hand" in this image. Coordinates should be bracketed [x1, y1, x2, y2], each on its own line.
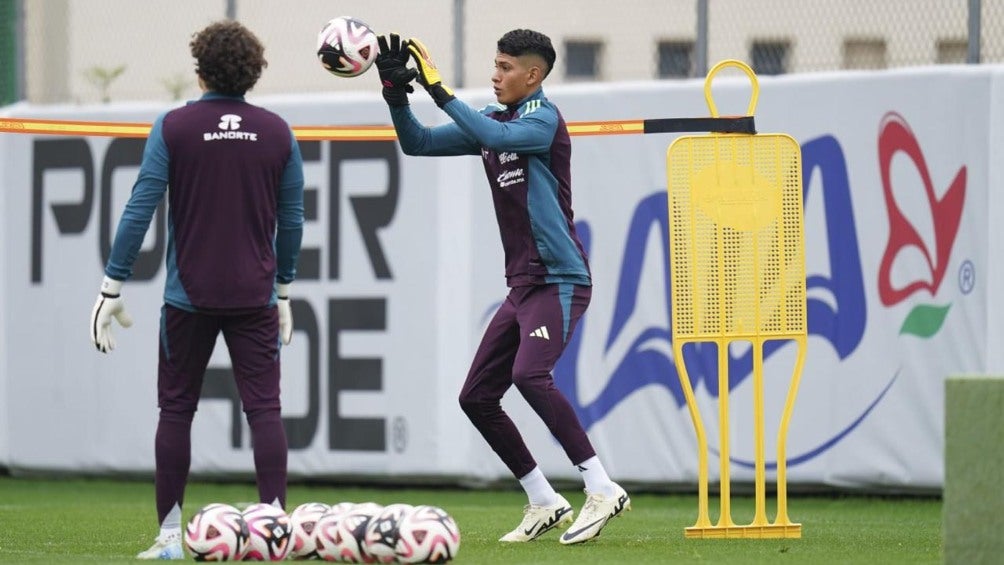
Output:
[407, 38, 456, 108]
[277, 283, 293, 345]
[376, 33, 418, 106]
[90, 276, 133, 353]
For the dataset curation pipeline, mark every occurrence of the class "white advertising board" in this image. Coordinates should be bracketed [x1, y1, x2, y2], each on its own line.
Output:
[3, 65, 1002, 491]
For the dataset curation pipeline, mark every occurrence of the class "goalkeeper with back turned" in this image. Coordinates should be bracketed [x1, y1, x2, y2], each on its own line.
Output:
[374, 29, 631, 544]
[88, 20, 304, 559]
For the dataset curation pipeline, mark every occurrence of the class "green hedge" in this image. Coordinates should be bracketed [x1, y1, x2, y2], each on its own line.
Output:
[0, 0, 17, 105]
[943, 375, 1004, 564]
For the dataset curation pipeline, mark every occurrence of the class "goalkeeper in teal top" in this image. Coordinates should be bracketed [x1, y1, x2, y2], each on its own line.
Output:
[376, 29, 630, 545]
[88, 20, 304, 560]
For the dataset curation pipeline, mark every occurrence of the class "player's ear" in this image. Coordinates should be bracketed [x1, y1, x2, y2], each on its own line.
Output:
[527, 64, 542, 86]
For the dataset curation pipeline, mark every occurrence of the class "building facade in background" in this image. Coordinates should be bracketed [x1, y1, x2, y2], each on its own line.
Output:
[7, 0, 1004, 105]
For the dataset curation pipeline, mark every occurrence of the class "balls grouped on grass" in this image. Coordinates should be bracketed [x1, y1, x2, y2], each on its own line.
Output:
[186, 500, 459, 562]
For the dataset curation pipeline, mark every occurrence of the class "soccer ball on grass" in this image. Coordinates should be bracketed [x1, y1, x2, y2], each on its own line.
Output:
[363, 503, 415, 563]
[395, 505, 461, 564]
[329, 501, 385, 563]
[313, 501, 357, 561]
[242, 502, 292, 561]
[288, 502, 330, 560]
[184, 503, 249, 561]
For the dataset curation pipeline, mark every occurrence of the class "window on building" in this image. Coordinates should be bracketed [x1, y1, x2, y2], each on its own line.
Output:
[658, 41, 694, 78]
[565, 40, 602, 80]
[750, 40, 790, 75]
[937, 39, 968, 64]
[843, 38, 887, 70]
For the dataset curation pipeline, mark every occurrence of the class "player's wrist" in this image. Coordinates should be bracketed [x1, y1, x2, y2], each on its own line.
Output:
[382, 87, 411, 107]
[100, 276, 123, 297]
[276, 283, 291, 299]
[428, 83, 455, 108]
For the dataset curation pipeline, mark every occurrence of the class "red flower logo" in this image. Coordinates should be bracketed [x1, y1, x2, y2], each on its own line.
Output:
[877, 112, 966, 336]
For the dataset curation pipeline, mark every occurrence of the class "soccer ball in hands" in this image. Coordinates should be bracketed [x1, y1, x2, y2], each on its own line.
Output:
[316, 16, 379, 77]
[288, 502, 330, 560]
[395, 505, 461, 564]
[242, 503, 292, 561]
[184, 503, 250, 561]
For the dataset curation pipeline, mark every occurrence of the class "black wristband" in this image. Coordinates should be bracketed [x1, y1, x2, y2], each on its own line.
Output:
[382, 87, 411, 107]
[428, 84, 456, 109]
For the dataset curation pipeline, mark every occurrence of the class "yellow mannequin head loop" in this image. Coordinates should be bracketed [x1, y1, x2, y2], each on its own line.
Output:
[704, 59, 760, 118]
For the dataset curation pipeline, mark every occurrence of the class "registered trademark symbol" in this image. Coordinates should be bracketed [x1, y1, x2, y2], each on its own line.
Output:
[958, 260, 975, 295]
[391, 416, 408, 453]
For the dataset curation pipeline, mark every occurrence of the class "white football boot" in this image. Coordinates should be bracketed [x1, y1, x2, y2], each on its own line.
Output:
[559, 483, 631, 545]
[499, 495, 574, 542]
[136, 530, 184, 560]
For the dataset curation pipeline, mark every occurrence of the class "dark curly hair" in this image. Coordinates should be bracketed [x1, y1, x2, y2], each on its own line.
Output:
[497, 29, 556, 78]
[190, 20, 267, 96]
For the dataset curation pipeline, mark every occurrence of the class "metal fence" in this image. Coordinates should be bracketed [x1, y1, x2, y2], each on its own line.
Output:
[4, 0, 1004, 105]
[702, 0, 1002, 76]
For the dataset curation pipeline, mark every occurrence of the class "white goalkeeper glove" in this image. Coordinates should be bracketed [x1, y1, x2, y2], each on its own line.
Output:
[90, 276, 133, 353]
[277, 283, 293, 345]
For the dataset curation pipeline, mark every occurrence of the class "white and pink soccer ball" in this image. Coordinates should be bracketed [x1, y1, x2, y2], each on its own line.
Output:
[329, 502, 385, 563]
[242, 503, 292, 561]
[362, 503, 415, 563]
[288, 502, 330, 560]
[395, 505, 461, 564]
[184, 503, 249, 561]
[316, 16, 379, 78]
[313, 501, 357, 561]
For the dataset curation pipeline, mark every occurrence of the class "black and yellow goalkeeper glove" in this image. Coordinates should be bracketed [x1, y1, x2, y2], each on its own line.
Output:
[376, 33, 418, 106]
[407, 38, 456, 108]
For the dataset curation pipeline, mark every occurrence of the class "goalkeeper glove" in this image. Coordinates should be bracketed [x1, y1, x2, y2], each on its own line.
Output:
[376, 33, 418, 106]
[90, 276, 133, 353]
[277, 283, 293, 345]
[407, 38, 456, 108]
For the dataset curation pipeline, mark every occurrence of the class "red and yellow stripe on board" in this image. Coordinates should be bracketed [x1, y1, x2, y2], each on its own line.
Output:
[1, 117, 652, 140]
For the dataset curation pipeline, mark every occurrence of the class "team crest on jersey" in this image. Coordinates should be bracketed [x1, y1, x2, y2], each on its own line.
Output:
[498, 151, 518, 165]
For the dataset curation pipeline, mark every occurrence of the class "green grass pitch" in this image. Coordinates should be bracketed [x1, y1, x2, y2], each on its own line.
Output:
[0, 476, 941, 563]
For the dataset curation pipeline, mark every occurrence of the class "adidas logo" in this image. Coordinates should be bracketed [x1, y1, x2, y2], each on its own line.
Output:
[528, 325, 550, 340]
